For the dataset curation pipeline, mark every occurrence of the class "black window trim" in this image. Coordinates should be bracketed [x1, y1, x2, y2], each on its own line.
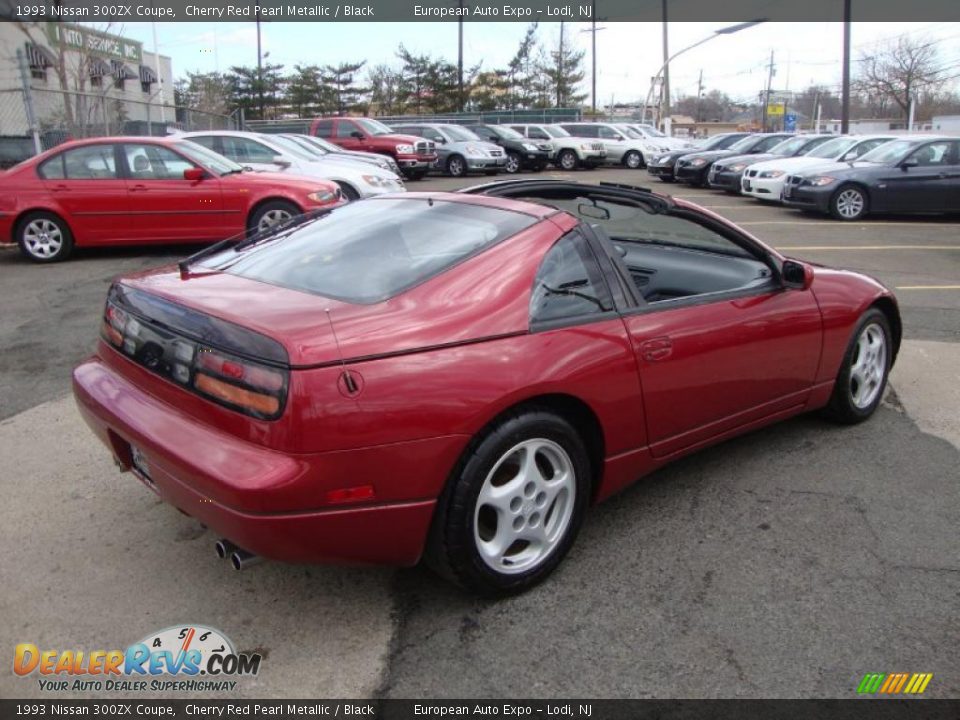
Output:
[38, 142, 122, 181]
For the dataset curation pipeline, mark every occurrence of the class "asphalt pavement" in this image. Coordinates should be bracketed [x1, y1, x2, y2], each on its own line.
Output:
[1, 167, 957, 700]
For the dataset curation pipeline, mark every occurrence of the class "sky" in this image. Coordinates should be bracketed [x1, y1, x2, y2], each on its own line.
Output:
[118, 21, 960, 107]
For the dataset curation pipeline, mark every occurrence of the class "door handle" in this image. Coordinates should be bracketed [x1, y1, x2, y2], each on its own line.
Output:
[51, 184, 70, 192]
[128, 184, 148, 192]
[639, 337, 673, 362]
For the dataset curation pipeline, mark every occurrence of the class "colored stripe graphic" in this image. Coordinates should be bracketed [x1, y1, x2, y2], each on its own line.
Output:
[858, 672, 933, 694]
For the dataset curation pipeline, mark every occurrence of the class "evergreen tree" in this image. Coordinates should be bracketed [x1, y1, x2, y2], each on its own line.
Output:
[540, 23, 586, 108]
[323, 61, 368, 115]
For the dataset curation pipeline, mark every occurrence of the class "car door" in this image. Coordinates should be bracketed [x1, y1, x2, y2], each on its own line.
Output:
[193, 135, 285, 174]
[936, 141, 960, 212]
[597, 126, 628, 162]
[876, 140, 955, 213]
[119, 142, 225, 242]
[37, 142, 130, 244]
[334, 119, 366, 151]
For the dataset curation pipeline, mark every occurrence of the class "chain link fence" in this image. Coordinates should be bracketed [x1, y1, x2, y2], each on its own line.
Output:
[0, 85, 238, 168]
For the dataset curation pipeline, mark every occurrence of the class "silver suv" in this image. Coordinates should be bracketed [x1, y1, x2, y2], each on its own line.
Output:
[559, 122, 663, 169]
[510, 124, 607, 170]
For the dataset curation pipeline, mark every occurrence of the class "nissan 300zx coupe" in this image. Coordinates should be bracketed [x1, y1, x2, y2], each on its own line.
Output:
[73, 180, 901, 595]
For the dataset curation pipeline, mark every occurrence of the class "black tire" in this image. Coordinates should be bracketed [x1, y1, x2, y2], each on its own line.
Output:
[336, 182, 360, 202]
[426, 408, 591, 596]
[557, 149, 579, 171]
[505, 151, 522, 174]
[404, 170, 427, 181]
[17, 211, 74, 263]
[823, 308, 892, 424]
[829, 184, 869, 221]
[445, 155, 467, 177]
[623, 150, 644, 169]
[247, 200, 301, 234]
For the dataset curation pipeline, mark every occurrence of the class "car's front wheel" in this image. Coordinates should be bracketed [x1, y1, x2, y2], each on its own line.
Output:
[17, 211, 74, 263]
[830, 185, 868, 221]
[624, 150, 644, 169]
[446, 155, 467, 177]
[823, 308, 892, 423]
[558, 149, 579, 171]
[427, 409, 590, 595]
[505, 151, 521, 174]
[248, 200, 300, 233]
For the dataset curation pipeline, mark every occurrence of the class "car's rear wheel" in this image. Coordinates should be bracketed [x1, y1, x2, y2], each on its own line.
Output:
[446, 155, 467, 177]
[558, 149, 578, 171]
[248, 200, 300, 233]
[624, 150, 643, 169]
[505, 151, 521, 174]
[17, 211, 74, 263]
[427, 409, 590, 595]
[823, 308, 892, 423]
[830, 185, 868, 221]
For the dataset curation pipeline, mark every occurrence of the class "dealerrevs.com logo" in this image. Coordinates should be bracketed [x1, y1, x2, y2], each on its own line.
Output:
[14, 625, 262, 693]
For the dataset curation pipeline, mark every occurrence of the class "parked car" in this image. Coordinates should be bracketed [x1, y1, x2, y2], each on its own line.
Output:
[509, 124, 607, 170]
[464, 124, 550, 173]
[389, 123, 506, 177]
[558, 122, 662, 169]
[179, 131, 404, 201]
[309, 117, 437, 180]
[73, 179, 901, 594]
[674, 133, 794, 186]
[278, 133, 401, 175]
[623, 123, 696, 152]
[707, 134, 835, 193]
[782, 136, 960, 220]
[740, 135, 897, 202]
[0, 136, 342, 263]
[646, 132, 752, 183]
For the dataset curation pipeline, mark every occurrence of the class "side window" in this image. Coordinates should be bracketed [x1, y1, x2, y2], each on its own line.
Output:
[61, 145, 118, 179]
[527, 128, 550, 140]
[908, 141, 952, 167]
[186, 135, 217, 152]
[220, 136, 277, 163]
[424, 129, 445, 143]
[313, 120, 333, 138]
[38, 154, 66, 179]
[754, 136, 786, 153]
[509, 126, 528, 136]
[598, 127, 622, 140]
[530, 232, 613, 326]
[571, 126, 597, 138]
[336, 121, 359, 139]
[123, 144, 195, 180]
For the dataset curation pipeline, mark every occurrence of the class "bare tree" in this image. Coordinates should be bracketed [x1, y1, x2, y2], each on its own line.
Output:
[856, 36, 946, 121]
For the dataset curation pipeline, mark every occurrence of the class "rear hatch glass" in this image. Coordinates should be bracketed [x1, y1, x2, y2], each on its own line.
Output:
[198, 198, 537, 304]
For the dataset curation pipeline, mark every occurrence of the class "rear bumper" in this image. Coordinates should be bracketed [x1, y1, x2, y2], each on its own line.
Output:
[72, 357, 442, 566]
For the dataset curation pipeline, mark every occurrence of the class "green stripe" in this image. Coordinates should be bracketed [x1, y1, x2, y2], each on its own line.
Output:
[858, 673, 885, 693]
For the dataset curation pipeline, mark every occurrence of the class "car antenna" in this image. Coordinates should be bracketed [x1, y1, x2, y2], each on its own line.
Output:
[325, 309, 360, 397]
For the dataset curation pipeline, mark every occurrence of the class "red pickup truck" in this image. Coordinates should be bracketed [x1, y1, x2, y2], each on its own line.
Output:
[310, 117, 437, 180]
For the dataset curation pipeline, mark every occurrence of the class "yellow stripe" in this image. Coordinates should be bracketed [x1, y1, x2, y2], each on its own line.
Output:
[903, 674, 920, 694]
[917, 673, 933, 694]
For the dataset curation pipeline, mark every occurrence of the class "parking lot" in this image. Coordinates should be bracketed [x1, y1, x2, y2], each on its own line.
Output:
[1, 167, 958, 699]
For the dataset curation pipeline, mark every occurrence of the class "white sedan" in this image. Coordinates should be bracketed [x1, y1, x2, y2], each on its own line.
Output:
[178, 130, 405, 200]
[741, 135, 897, 202]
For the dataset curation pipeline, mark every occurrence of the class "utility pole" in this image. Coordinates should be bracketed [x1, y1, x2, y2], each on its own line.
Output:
[16, 49, 41, 155]
[841, 0, 851, 134]
[557, 21, 565, 108]
[457, 0, 464, 111]
[761, 50, 775, 132]
[660, 0, 669, 132]
[579, 0, 606, 115]
[812, 90, 821, 132]
[695, 69, 704, 122]
[255, 0, 264, 119]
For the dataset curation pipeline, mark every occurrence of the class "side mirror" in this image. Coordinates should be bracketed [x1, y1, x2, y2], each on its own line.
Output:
[782, 259, 813, 290]
[900, 158, 919, 170]
[841, 151, 858, 161]
[272, 156, 292, 169]
[183, 167, 205, 181]
[350, 131, 364, 140]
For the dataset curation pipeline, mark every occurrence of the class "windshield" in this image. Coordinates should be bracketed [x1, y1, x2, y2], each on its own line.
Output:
[491, 126, 524, 140]
[544, 126, 569, 138]
[356, 118, 393, 136]
[280, 135, 327, 157]
[201, 199, 537, 304]
[300, 135, 341, 153]
[618, 126, 643, 139]
[174, 141, 243, 176]
[770, 136, 814, 156]
[859, 140, 915, 164]
[635, 125, 666, 138]
[729, 135, 760, 153]
[805, 137, 858, 159]
[258, 135, 317, 161]
[443, 125, 480, 142]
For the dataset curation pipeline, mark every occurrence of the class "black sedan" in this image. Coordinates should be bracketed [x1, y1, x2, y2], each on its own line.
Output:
[782, 136, 960, 220]
[707, 134, 834, 192]
[674, 133, 793, 187]
[465, 124, 550, 174]
[646, 132, 750, 183]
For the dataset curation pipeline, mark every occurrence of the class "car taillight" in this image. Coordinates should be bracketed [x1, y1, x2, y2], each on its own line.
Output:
[101, 300, 288, 420]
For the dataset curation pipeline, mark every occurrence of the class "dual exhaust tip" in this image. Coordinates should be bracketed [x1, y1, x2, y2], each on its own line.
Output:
[215, 539, 260, 571]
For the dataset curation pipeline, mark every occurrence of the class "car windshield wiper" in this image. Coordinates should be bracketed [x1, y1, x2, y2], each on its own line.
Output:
[220, 168, 245, 176]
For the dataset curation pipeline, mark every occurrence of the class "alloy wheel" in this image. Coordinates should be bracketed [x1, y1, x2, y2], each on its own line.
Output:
[559, 151, 577, 170]
[505, 154, 520, 173]
[473, 438, 576, 575]
[835, 188, 865, 219]
[849, 323, 887, 409]
[23, 219, 63, 259]
[258, 208, 292, 231]
[448, 157, 465, 177]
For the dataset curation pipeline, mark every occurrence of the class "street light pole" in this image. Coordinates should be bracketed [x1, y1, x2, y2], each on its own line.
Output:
[661, 0, 669, 134]
[643, 20, 765, 128]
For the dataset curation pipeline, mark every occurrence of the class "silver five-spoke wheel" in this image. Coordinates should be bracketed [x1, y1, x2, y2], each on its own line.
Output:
[473, 438, 575, 575]
[834, 188, 866, 219]
[849, 323, 887, 409]
[23, 218, 64, 259]
[257, 208, 292, 231]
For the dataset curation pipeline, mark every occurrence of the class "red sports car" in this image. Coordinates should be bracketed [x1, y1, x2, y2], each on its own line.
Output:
[0, 137, 342, 262]
[72, 181, 900, 595]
